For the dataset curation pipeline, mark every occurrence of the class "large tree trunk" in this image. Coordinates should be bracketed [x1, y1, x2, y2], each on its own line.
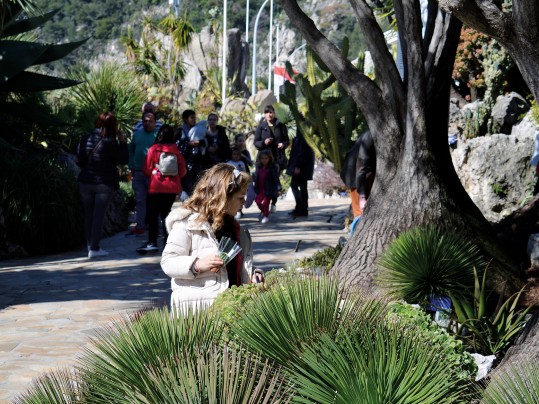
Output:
[281, 0, 523, 293]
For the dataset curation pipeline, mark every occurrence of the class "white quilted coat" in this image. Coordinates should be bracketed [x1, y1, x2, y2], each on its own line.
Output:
[161, 207, 253, 312]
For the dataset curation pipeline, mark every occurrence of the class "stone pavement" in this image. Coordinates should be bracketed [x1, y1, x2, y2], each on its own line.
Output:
[0, 197, 350, 402]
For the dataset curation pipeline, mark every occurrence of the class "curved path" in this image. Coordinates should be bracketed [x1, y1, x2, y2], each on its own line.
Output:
[0, 197, 349, 402]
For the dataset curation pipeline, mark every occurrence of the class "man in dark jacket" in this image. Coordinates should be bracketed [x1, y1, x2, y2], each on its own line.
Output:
[286, 129, 315, 218]
[340, 130, 376, 218]
[253, 105, 290, 212]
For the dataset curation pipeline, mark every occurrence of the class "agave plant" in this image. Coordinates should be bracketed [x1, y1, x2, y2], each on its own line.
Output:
[376, 226, 486, 306]
[0, 1, 85, 128]
[451, 266, 532, 356]
[69, 63, 146, 136]
[481, 359, 539, 403]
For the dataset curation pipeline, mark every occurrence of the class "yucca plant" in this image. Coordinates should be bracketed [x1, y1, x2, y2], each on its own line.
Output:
[451, 267, 532, 356]
[18, 306, 291, 403]
[0, 1, 84, 129]
[376, 226, 485, 307]
[292, 326, 469, 404]
[69, 63, 146, 136]
[231, 276, 473, 402]
[480, 359, 539, 403]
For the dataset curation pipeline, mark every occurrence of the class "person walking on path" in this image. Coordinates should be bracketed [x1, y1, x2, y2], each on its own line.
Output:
[286, 128, 315, 218]
[253, 105, 289, 212]
[137, 125, 186, 254]
[340, 130, 376, 219]
[176, 109, 207, 196]
[77, 112, 128, 258]
[204, 112, 231, 169]
[161, 163, 263, 312]
[128, 111, 159, 236]
[253, 150, 280, 224]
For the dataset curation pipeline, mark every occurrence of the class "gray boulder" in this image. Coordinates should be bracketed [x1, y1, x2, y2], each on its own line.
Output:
[451, 113, 537, 222]
[490, 92, 529, 134]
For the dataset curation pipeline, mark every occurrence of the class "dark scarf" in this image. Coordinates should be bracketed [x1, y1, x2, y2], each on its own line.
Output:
[215, 214, 243, 287]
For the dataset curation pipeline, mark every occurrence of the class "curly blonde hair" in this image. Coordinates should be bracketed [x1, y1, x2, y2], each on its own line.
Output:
[183, 163, 251, 231]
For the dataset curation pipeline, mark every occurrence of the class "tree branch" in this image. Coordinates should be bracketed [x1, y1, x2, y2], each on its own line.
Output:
[437, 0, 512, 40]
[280, 0, 383, 125]
[349, 0, 405, 108]
[394, 0, 427, 139]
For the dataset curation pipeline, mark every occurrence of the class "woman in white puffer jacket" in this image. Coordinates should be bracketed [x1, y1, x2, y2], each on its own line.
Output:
[161, 163, 261, 312]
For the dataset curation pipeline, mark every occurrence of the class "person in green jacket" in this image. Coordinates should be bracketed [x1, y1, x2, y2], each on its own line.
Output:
[128, 111, 158, 235]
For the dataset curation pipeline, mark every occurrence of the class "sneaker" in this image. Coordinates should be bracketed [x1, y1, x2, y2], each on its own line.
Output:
[126, 227, 144, 237]
[88, 249, 109, 258]
[261, 216, 269, 224]
[270, 204, 277, 213]
[136, 242, 159, 255]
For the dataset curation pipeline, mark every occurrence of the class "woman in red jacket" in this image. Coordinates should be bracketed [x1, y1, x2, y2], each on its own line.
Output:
[137, 124, 186, 254]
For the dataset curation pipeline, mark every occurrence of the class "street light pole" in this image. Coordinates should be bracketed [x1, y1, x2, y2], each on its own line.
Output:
[267, 0, 273, 92]
[245, 0, 249, 44]
[221, 0, 227, 105]
[251, 0, 269, 96]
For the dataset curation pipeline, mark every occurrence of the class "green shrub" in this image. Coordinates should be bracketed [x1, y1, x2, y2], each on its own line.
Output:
[376, 226, 485, 307]
[119, 181, 135, 213]
[451, 267, 532, 356]
[297, 243, 343, 273]
[388, 302, 477, 382]
[1, 148, 84, 255]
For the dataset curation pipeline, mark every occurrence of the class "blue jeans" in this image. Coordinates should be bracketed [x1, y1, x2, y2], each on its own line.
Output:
[79, 183, 114, 251]
[132, 170, 149, 229]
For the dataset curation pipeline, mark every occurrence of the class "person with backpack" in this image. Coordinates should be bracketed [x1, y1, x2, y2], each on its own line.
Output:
[137, 124, 186, 254]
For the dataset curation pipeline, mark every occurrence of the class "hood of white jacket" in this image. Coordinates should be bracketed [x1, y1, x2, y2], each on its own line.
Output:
[165, 207, 214, 235]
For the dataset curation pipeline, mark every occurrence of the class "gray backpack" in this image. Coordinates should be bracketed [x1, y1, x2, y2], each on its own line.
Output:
[157, 151, 178, 176]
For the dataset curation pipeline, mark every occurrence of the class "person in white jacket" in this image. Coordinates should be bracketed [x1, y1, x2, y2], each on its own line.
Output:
[161, 163, 263, 312]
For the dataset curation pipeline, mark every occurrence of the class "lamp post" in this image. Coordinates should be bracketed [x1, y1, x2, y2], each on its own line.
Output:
[267, 0, 273, 91]
[245, 0, 249, 44]
[251, 0, 270, 96]
[221, 0, 227, 105]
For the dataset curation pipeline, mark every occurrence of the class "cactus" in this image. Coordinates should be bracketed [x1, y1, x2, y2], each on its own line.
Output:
[280, 38, 366, 173]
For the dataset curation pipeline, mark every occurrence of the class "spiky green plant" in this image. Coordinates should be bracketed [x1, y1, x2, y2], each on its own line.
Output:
[451, 267, 532, 355]
[18, 307, 292, 403]
[480, 359, 539, 403]
[18, 277, 477, 403]
[292, 326, 468, 403]
[231, 276, 473, 402]
[376, 226, 485, 306]
[69, 63, 146, 136]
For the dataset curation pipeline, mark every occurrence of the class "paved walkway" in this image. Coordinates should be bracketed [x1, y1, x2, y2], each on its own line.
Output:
[0, 197, 350, 402]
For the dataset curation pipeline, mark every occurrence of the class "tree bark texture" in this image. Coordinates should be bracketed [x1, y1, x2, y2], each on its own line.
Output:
[281, 0, 522, 291]
[437, 0, 539, 103]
